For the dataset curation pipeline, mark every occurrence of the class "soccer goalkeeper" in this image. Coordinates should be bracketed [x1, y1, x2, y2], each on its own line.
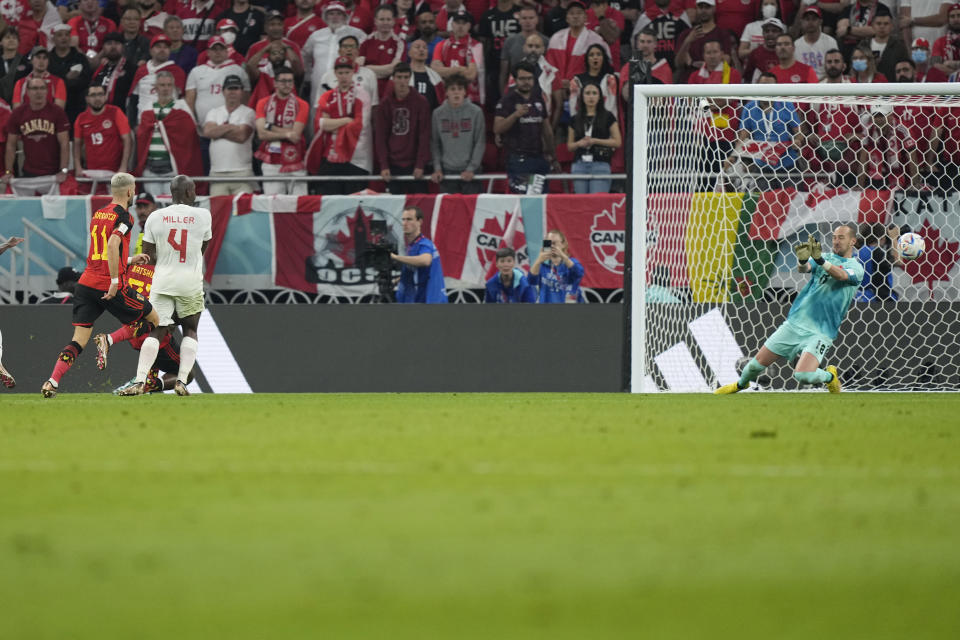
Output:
[716, 224, 864, 394]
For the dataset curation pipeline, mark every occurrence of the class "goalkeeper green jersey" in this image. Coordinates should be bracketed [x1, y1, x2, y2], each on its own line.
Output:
[787, 252, 864, 339]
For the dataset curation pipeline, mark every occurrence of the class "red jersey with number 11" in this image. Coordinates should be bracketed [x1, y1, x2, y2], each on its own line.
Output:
[79, 203, 134, 291]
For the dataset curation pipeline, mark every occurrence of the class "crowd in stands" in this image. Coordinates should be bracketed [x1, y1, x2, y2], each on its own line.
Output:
[1, 0, 959, 197]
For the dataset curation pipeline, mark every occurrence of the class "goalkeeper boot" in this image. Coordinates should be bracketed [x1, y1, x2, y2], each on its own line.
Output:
[93, 333, 109, 370]
[174, 380, 190, 396]
[825, 365, 841, 394]
[0, 362, 14, 389]
[144, 369, 163, 394]
[714, 381, 745, 395]
[40, 380, 57, 398]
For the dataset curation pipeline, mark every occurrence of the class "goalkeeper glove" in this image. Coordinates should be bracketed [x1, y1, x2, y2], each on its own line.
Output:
[809, 235, 824, 263]
[794, 240, 811, 264]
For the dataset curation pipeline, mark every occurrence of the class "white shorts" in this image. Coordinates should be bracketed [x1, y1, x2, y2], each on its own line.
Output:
[150, 290, 205, 326]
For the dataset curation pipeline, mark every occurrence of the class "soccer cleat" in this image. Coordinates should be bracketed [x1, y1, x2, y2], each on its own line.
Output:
[174, 381, 190, 396]
[117, 382, 144, 396]
[144, 369, 163, 394]
[714, 381, 743, 394]
[112, 378, 138, 396]
[40, 380, 57, 398]
[93, 333, 109, 370]
[825, 365, 841, 394]
[0, 363, 14, 389]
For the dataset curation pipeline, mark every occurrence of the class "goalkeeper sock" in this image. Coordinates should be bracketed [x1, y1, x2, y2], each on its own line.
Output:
[0, 327, 3, 363]
[794, 369, 834, 385]
[134, 337, 160, 384]
[177, 336, 198, 384]
[737, 358, 766, 389]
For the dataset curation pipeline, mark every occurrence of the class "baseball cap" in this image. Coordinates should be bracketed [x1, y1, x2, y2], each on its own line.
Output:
[135, 192, 155, 205]
[29, 46, 48, 58]
[323, 1, 347, 14]
[566, 0, 588, 9]
[951, 2, 960, 12]
[761, 17, 787, 31]
[333, 55, 354, 70]
[223, 74, 244, 89]
[871, 104, 894, 116]
[208, 35, 227, 48]
[695, 0, 716, 6]
[912, 37, 931, 49]
[103, 31, 124, 44]
[52, 23, 72, 32]
[56, 266, 80, 285]
[451, 11, 474, 23]
[265, 9, 284, 22]
[150, 34, 171, 47]
[216, 18, 238, 31]
[802, 6, 822, 16]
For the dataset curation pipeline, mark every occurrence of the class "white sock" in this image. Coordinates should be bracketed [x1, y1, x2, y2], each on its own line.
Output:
[135, 337, 160, 383]
[107, 335, 114, 346]
[178, 336, 198, 384]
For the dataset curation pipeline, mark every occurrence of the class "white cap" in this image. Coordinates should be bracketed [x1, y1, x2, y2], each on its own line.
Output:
[762, 17, 787, 31]
[696, 0, 716, 5]
[871, 104, 894, 116]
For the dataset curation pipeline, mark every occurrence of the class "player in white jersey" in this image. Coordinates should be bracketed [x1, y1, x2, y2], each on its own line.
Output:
[120, 175, 212, 396]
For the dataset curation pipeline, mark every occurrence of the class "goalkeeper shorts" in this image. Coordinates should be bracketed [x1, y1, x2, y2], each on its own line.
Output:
[764, 321, 833, 363]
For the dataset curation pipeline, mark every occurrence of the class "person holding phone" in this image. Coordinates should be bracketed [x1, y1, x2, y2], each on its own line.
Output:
[528, 229, 586, 303]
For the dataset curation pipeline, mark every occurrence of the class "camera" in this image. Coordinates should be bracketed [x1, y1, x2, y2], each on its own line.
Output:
[356, 218, 398, 303]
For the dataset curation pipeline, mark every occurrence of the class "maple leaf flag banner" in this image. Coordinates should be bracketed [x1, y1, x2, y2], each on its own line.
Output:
[545, 195, 627, 289]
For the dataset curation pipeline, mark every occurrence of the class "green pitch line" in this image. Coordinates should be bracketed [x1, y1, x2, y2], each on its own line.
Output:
[1, 394, 959, 640]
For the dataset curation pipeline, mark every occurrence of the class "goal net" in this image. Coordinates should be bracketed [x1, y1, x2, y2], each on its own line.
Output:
[630, 83, 960, 392]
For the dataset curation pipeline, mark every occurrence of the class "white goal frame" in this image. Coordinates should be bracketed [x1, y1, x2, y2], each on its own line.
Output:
[629, 82, 960, 393]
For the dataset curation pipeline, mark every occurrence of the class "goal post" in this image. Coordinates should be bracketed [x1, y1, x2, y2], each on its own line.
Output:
[629, 82, 960, 392]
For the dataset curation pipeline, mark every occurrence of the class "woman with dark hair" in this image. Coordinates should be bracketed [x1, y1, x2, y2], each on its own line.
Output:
[568, 43, 618, 118]
[566, 82, 621, 193]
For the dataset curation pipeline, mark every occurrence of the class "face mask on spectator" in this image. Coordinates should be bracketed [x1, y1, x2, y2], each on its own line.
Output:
[851, 59, 867, 72]
[221, 31, 236, 45]
[912, 50, 928, 64]
[762, 4, 777, 19]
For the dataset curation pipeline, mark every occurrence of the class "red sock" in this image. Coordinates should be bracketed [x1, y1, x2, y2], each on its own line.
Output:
[50, 341, 82, 385]
[109, 325, 136, 346]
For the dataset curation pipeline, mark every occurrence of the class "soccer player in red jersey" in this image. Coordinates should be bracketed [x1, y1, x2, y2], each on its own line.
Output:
[41, 173, 161, 398]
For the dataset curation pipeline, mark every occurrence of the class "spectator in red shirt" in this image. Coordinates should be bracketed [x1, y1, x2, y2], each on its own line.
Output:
[306, 57, 374, 194]
[931, 3, 960, 76]
[195, 19, 247, 66]
[2, 77, 70, 195]
[587, 0, 624, 69]
[909, 37, 950, 82]
[12, 48, 67, 108]
[546, 0, 610, 87]
[813, 49, 860, 187]
[255, 67, 309, 195]
[68, 0, 117, 58]
[163, 0, 231, 52]
[742, 17, 783, 83]
[856, 104, 920, 189]
[675, 0, 739, 82]
[358, 4, 405, 100]
[432, 12, 485, 104]
[688, 38, 742, 83]
[713, 0, 759, 40]
[285, 0, 325, 50]
[73, 84, 132, 193]
[374, 63, 432, 193]
[340, 0, 374, 34]
[849, 44, 887, 82]
[771, 33, 818, 83]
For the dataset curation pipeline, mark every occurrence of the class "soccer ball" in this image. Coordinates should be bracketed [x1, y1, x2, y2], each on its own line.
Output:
[898, 233, 926, 261]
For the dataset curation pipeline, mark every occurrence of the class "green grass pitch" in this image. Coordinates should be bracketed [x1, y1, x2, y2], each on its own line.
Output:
[2, 393, 959, 639]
